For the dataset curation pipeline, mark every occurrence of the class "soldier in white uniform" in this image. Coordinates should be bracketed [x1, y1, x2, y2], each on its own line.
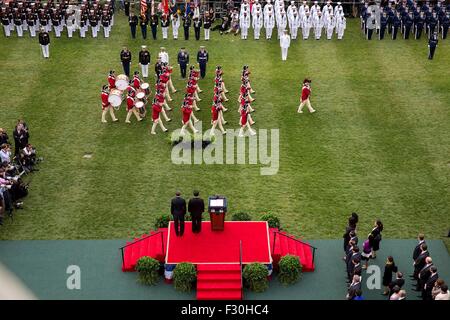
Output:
[310, 1, 320, 19]
[240, 11, 251, 39]
[171, 12, 180, 39]
[336, 13, 346, 40]
[313, 11, 323, 40]
[325, 13, 335, 40]
[302, 11, 312, 40]
[240, 0, 250, 19]
[277, 10, 287, 39]
[288, 10, 300, 40]
[334, 2, 344, 17]
[287, 1, 297, 18]
[279, 29, 291, 61]
[252, 0, 263, 17]
[264, 0, 274, 17]
[253, 11, 263, 39]
[264, 6, 275, 39]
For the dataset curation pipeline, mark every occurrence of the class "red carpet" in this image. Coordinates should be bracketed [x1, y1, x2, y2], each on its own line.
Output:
[269, 228, 315, 272]
[122, 229, 167, 272]
[166, 221, 272, 264]
[196, 264, 242, 300]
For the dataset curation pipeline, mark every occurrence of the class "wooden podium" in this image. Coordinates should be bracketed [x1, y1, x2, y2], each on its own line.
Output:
[208, 196, 227, 232]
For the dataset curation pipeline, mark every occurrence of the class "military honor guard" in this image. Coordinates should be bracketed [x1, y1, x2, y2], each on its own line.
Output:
[158, 47, 169, 64]
[120, 47, 132, 77]
[197, 46, 208, 79]
[297, 79, 316, 114]
[150, 13, 158, 40]
[161, 13, 170, 40]
[325, 13, 335, 40]
[428, 32, 438, 60]
[379, 11, 388, 40]
[276, 10, 287, 39]
[183, 13, 191, 40]
[180, 102, 198, 136]
[150, 99, 168, 135]
[264, 5, 275, 39]
[392, 12, 401, 40]
[336, 13, 346, 40]
[177, 47, 189, 79]
[203, 11, 213, 40]
[193, 16, 202, 41]
[239, 103, 256, 137]
[211, 101, 226, 136]
[100, 85, 118, 123]
[139, 45, 151, 79]
[139, 13, 148, 39]
[38, 27, 50, 59]
[313, 11, 323, 40]
[240, 11, 251, 40]
[1, 8, 11, 37]
[415, 11, 425, 39]
[252, 11, 263, 40]
[301, 12, 312, 40]
[129, 12, 138, 38]
[171, 12, 181, 39]
[279, 29, 290, 61]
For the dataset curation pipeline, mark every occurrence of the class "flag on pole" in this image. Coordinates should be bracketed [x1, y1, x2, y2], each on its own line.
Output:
[140, 0, 147, 16]
[162, 0, 169, 14]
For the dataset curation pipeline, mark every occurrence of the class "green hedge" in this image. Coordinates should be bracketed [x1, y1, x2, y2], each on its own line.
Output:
[243, 263, 269, 293]
[173, 262, 197, 292]
[260, 213, 281, 229]
[278, 255, 302, 286]
[135, 256, 161, 285]
[154, 215, 172, 229]
[231, 212, 252, 221]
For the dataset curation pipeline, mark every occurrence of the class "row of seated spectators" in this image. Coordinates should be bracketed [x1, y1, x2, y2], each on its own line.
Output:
[0, 120, 42, 226]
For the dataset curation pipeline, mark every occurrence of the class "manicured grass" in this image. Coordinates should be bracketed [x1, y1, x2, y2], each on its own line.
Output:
[0, 14, 449, 250]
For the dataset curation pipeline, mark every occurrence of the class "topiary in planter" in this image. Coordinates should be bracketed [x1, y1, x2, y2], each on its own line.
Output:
[278, 255, 302, 286]
[173, 262, 197, 292]
[243, 263, 269, 293]
[231, 212, 252, 221]
[135, 256, 161, 285]
[260, 213, 281, 229]
[154, 215, 172, 229]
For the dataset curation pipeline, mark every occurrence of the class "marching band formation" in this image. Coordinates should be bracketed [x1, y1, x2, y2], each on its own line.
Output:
[101, 51, 259, 138]
[1, 0, 116, 38]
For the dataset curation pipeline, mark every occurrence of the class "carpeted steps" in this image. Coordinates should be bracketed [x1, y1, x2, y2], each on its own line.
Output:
[196, 264, 242, 300]
[269, 228, 315, 272]
[122, 228, 167, 272]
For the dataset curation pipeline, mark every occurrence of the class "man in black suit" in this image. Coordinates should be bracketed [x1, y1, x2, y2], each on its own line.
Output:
[412, 233, 426, 261]
[412, 243, 429, 280]
[423, 266, 438, 300]
[171, 191, 186, 236]
[416, 257, 433, 292]
[188, 190, 204, 233]
[347, 246, 361, 281]
[347, 275, 361, 300]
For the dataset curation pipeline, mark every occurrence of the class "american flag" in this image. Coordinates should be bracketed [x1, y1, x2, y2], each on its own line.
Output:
[140, 0, 147, 16]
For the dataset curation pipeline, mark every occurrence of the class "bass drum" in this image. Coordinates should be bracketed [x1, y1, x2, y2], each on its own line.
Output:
[140, 82, 150, 95]
[116, 74, 129, 91]
[108, 88, 123, 108]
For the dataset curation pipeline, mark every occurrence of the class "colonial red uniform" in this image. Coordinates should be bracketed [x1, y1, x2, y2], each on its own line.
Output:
[186, 85, 196, 95]
[101, 91, 110, 110]
[211, 105, 220, 121]
[182, 106, 192, 124]
[301, 85, 311, 102]
[152, 103, 162, 121]
[155, 93, 165, 103]
[126, 95, 135, 111]
[240, 108, 248, 126]
[108, 75, 115, 89]
[133, 76, 141, 90]
[160, 72, 170, 83]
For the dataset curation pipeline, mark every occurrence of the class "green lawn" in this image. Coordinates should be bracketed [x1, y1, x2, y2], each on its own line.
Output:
[0, 15, 449, 248]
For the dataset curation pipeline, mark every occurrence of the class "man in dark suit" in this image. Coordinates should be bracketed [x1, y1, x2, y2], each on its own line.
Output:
[416, 257, 433, 292]
[347, 275, 361, 300]
[412, 243, 429, 279]
[347, 246, 361, 281]
[412, 234, 426, 261]
[171, 191, 186, 236]
[423, 266, 438, 300]
[188, 190, 204, 233]
[177, 47, 189, 79]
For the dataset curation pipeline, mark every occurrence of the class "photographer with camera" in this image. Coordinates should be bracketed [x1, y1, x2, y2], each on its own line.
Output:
[21, 144, 37, 173]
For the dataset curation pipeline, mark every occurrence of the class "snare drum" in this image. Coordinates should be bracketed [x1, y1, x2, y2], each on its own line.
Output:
[140, 82, 150, 95]
[116, 74, 129, 91]
[108, 88, 123, 108]
[135, 101, 145, 109]
[136, 91, 146, 100]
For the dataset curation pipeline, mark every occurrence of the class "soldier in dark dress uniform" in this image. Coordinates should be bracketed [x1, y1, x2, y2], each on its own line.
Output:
[379, 12, 387, 40]
[150, 13, 158, 40]
[129, 12, 138, 38]
[183, 13, 191, 40]
[193, 16, 202, 40]
[428, 32, 438, 60]
[177, 47, 189, 79]
[139, 13, 148, 39]
[197, 46, 208, 79]
[120, 46, 132, 77]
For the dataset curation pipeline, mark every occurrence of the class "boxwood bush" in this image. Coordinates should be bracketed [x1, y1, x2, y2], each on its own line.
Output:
[135, 256, 161, 285]
[278, 255, 302, 286]
[173, 262, 197, 292]
[260, 213, 281, 229]
[243, 263, 269, 293]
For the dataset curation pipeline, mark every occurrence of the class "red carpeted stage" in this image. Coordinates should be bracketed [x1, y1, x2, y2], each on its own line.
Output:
[166, 221, 272, 265]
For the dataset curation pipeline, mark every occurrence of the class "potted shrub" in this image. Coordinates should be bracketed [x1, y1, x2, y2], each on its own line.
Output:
[260, 213, 281, 229]
[243, 263, 269, 293]
[154, 215, 172, 229]
[231, 212, 252, 221]
[173, 262, 196, 292]
[278, 255, 302, 285]
[135, 256, 161, 285]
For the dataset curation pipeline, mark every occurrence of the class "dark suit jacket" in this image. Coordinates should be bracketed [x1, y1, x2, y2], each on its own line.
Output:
[424, 273, 438, 294]
[171, 196, 186, 217]
[347, 282, 361, 300]
[414, 251, 429, 271]
[389, 278, 405, 290]
[413, 241, 426, 260]
[188, 197, 204, 217]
